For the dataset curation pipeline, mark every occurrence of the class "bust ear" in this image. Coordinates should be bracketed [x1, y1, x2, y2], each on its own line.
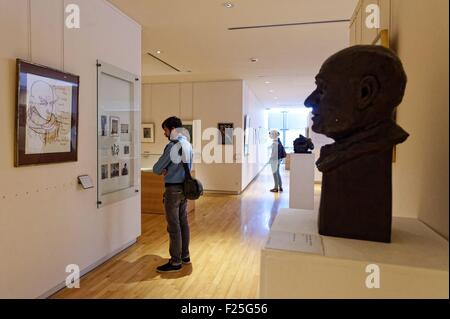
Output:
[358, 75, 380, 110]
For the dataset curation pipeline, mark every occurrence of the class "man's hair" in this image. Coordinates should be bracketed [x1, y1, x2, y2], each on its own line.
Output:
[322, 45, 407, 113]
[162, 116, 182, 130]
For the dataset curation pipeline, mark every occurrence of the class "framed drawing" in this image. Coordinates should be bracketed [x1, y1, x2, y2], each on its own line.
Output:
[15, 59, 79, 166]
[218, 123, 234, 145]
[141, 123, 155, 143]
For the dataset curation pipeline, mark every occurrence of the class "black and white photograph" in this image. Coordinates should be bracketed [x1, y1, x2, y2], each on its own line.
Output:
[141, 123, 155, 143]
[101, 164, 108, 180]
[218, 123, 234, 145]
[121, 123, 129, 134]
[111, 144, 120, 156]
[121, 162, 129, 176]
[110, 116, 119, 137]
[124, 145, 130, 155]
[101, 115, 107, 137]
[110, 163, 120, 178]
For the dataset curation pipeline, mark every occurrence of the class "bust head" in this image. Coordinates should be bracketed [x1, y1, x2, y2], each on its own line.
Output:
[304, 45, 407, 141]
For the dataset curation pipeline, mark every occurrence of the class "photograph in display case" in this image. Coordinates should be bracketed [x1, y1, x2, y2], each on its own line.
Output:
[110, 163, 120, 178]
[101, 115, 108, 137]
[121, 123, 129, 134]
[110, 116, 120, 137]
[101, 164, 108, 180]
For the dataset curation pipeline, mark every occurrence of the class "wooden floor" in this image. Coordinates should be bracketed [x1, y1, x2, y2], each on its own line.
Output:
[52, 165, 316, 299]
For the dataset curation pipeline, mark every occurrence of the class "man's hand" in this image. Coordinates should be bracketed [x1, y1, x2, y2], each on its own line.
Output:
[162, 169, 168, 176]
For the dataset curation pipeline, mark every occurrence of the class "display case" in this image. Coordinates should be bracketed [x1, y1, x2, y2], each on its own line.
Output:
[97, 60, 140, 207]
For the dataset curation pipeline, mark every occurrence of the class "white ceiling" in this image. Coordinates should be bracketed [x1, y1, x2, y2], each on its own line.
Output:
[108, 0, 358, 108]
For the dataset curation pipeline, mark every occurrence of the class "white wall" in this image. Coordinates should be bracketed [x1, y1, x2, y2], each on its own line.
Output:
[0, 0, 141, 298]
[390, 0, 449, 238]
[242, 82, 269, 190]
[349, 0, 449, 238]
[141, 80, 269, 193]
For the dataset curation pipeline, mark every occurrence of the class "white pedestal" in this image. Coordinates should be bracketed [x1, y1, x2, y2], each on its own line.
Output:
[261, 208, 449, 299]
[289, 154, 315, 210]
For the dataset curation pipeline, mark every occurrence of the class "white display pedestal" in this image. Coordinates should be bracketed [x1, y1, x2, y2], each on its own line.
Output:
[261, 208, 449, 299]
[289, 154, 315, 210]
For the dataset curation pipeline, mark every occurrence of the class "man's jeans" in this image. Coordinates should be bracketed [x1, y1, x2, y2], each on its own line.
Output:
[163, 184, 190, 265]
[270, 159, 283, 188]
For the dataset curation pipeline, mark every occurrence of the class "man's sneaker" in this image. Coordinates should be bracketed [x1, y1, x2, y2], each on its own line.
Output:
[182, 257, 191, 265]
[156, 261, 182, 273]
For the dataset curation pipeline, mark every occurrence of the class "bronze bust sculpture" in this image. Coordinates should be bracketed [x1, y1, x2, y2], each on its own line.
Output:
[304, 45, 409, 243]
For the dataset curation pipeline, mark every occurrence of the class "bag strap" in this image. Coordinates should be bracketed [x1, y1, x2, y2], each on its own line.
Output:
[171, 140, 193, 180]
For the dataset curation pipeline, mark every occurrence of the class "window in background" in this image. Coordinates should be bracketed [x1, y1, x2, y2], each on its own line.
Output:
[267, 108, 310, 153]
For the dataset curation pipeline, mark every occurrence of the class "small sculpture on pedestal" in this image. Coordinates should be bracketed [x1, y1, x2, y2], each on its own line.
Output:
[304, 45, 409, 243]
[293, 134, 315, 154]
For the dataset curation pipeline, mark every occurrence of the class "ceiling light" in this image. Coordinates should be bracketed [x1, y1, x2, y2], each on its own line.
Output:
[269, 90, 274, 93]
[156, 50, 162, 54]
[223, 2, 234, 8]
[265, 81, 271, 84]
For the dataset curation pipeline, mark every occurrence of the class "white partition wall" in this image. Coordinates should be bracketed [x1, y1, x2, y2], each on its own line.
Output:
[0, 0, 141, 298]
[289, 153, 315, 210]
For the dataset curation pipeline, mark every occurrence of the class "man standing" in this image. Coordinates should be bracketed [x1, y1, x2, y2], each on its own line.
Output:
[153, 117, 193, 272]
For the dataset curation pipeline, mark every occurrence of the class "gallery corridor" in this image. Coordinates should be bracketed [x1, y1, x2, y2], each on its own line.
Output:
[52, 165, 319, 299]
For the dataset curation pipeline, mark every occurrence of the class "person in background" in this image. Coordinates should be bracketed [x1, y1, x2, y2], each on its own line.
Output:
[153, 116, 193, 273]
[269, 129, 286, 193]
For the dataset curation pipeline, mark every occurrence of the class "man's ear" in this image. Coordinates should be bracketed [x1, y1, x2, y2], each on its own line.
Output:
[357, 75, 380, 110]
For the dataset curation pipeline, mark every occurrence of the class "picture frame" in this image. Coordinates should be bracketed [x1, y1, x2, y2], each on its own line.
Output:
[110, 116, 120, 137]
[120, 123, 129, 134]
[110, 163, 120, 178]
[101, 115, 108, 137]
[101, 164, 109, 180]
[15, 59, 79, 166]
[218, 123, 234, 145]
[141, 123, 155, 143]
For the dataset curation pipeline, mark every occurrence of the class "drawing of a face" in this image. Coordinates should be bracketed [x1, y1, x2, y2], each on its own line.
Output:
[29, 80, 57, 124]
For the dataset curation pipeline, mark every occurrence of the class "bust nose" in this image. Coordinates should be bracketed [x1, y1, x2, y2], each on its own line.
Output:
[304, 91, 317, 110]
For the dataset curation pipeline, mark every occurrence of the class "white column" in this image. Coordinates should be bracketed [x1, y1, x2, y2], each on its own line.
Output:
[289, 153, 315, 210]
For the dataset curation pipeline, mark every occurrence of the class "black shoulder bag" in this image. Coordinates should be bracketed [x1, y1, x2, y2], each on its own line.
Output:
[173, 140, 204, 200]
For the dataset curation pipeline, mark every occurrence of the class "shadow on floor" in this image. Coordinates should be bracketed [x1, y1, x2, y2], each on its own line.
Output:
[101, 254, 193, 284]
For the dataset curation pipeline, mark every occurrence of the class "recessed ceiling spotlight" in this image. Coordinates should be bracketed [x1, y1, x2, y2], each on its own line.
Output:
[269, 90, 274, 93]
[156, 50, 162, 54]
[265, 81, 271, 84]
[223, 2, 234, 8]
[250, 57, 258, 63]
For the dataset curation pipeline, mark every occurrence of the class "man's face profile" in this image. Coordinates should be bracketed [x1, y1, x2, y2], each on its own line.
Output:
[304, 60, 361, 140]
